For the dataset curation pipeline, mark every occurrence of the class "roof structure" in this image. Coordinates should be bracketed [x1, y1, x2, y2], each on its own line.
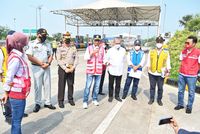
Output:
[51, 0, 161, 27]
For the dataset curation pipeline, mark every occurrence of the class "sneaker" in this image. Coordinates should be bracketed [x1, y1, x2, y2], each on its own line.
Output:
[83, 102, 88, 109]
[131, 95, 137, 100]
[92, 100, 99, 106]
[44, 104, 56, 110]
[33, 104, 41, 113]
[108, 97, 113, 102]
[157, 100, 163, 106]
[174, 105, 184, 110]
[148, 99, 154, 105]
[186, 108, 192, 114]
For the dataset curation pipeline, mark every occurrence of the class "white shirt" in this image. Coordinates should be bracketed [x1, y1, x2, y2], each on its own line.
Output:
[0, 48, 4, 73]
[26, 39, 52, 63]
[146, 49, 171, 76]
[104, 45, 126, 76]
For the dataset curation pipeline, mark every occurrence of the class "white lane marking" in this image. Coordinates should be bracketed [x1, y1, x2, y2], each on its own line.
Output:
[142, 73, 148, 79]
[93, 100, 125, 134]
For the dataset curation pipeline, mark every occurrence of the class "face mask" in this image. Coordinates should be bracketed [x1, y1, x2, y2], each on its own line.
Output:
[156, 43, 163, 49]
[135, 46, 141, 51]
[115, 44, 120, 49]
[40, 36, 46, 43]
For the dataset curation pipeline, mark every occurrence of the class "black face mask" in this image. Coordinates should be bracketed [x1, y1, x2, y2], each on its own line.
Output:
[65, 39, 70, 44]
[40, 36, 46, 43]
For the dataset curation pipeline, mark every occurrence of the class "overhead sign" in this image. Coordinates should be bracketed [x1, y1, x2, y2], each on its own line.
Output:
[23, 29, 37, 34]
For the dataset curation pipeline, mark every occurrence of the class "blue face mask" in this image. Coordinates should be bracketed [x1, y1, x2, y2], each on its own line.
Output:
[40, 36, 46, 43]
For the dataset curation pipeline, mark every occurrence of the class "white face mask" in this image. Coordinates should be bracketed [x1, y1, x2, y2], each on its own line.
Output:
[134, 46, 140, 51]
[156, 43, 163, 49]
[115, 44, 121, 49]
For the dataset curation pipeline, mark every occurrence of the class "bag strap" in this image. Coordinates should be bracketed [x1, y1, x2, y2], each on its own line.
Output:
[8, 52, 30, 77]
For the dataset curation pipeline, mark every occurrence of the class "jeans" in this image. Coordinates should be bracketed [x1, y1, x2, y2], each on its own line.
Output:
[108, 73, 122, 98]
[10, 98, 26, 134]
[148, 73, 164, 100]
[83, 74, 101, 103]
[178, 74, 197, 110]
[123, 74, 140, 97]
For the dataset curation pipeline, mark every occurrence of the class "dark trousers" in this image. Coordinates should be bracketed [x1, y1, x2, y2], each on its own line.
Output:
[99, 69, 106, 93]
[58, 66, 74, 102]
[4, 99, 12, 119]
[52, 48, 57, 59]
[123, 74, 140, 97]
[148, 73, 164, 100]
[108, 73, 122, 98]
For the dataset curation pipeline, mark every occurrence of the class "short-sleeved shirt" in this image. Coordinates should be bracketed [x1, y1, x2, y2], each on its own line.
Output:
[56, 45, 79, 71]
[26, 39, 52, 63]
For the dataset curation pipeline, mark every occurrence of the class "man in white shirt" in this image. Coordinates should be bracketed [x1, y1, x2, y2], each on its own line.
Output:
[104, 37, 126, 102]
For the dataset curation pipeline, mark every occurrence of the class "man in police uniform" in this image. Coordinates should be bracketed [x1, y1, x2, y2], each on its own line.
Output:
[56, 32, 78, 108]
[146, 36, 171, 106]
[26, 28, 56, 112]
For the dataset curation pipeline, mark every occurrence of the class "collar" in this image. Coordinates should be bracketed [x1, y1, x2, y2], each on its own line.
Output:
[11, 49, 23, 57]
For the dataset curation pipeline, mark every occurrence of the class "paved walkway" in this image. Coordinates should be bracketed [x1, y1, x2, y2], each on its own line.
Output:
[1, 51, 200, 134]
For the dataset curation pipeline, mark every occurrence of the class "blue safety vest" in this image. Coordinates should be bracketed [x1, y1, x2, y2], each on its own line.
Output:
[128, 50, 144, 72]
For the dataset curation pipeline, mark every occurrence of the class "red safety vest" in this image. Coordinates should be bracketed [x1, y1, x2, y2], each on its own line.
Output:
[8, 52, 31, 99]
[86, 45, 104, 75]
[179, 48, 200, 76]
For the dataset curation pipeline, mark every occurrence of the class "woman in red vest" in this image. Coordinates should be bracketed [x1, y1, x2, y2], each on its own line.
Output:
[1, 32, 30, 134]
[174, 36, 200, 114]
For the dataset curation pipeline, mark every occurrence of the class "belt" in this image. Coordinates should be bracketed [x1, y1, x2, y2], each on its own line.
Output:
[31, 63, 40, 66]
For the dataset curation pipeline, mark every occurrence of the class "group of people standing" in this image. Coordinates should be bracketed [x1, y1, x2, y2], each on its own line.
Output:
[0, 27, 199, 134]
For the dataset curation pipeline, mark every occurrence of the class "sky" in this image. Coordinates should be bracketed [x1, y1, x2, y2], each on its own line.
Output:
[0, 0, 199, 39]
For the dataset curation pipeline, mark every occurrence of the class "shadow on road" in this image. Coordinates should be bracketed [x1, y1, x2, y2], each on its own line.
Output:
[3, 111, 71, 134]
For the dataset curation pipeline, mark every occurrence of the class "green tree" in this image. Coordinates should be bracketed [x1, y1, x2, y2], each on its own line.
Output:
[52, 33, 62, 41]
[179, 15, 193, 28]
[186, 14, 200, 32]
[0, 26, 10, 40]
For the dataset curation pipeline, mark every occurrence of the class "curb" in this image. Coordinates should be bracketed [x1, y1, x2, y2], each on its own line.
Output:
[166, 78, 200, 94]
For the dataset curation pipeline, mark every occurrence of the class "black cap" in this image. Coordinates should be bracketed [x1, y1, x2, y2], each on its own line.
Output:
[156, 36, 165, 43]
[134, 39, 141, 46]
[37, 28, 48, 35]
[93, 35, 101, 41]
[7, 30, 16, 35]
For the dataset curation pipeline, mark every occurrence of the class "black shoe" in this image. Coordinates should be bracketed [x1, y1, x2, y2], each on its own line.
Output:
[186, 108, 192, 114]
[58, 102, 64, 108]
[69, 100, 75, 106]
[5, 117, 12, 125]
[157, 100, 163, 106]
[148, 99, 154, 105]
[98, 92, 106, 95]
[33, 104, 41, 113]
[174, 105, 184, 110]
[131, 95, 137, 100]
[44, 104, 56, 110]
[115, 97, 122, 102]
[122, 95, 126, 99]
[108, 97, 113, 102]
[23, 113, 28, 117]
